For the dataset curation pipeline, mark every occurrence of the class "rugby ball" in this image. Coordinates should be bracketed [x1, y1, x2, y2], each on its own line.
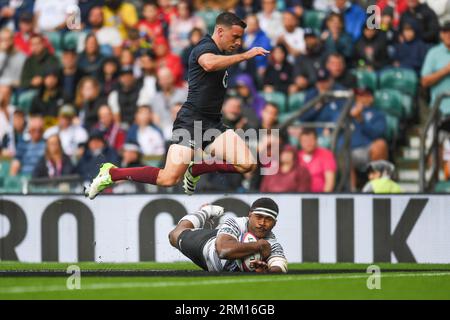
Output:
[238, 232, 261, 272]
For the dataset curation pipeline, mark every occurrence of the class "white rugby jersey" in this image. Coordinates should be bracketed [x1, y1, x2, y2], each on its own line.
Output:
[202, 216, 286, 272]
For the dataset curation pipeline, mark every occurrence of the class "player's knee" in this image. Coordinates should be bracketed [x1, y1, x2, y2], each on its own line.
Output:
[158, 173, 182, 187]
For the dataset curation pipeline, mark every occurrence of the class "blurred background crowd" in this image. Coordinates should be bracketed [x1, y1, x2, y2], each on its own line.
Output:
[1, 0, 450, 194]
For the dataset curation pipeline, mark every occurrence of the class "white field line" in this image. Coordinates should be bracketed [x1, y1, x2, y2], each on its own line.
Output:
[1, 272, 450, 295]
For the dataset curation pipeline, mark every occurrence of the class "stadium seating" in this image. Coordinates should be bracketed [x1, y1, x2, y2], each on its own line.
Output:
[17, 90, 38, 113]
[353, 69, 378, 92]
[195, 9, 221, 35]
[44, 31, 62, 53]
[63, 31, 83, 50]
[260, 91, 287, 113]
[379, 68, 418, 97]
[302, 10, 327, 33]
[384, 113, 400, 141]
[374, 89, 405, 119]
[3, 176, 23, 193]
[401, 93, 414, 119]
[288, 92, 306, 112]
[0, 159, 11, 190]
[278, 110, 297, 124]
[435, 181, 450, 192]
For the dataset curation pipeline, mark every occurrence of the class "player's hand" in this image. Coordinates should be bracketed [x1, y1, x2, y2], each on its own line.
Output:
[256, 239, 271, 260]
[251, 260, 269, 273]
[244, 47, 270, 60]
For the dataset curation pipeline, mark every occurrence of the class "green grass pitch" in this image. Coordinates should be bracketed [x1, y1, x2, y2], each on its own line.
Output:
[0, 262, 449, 299]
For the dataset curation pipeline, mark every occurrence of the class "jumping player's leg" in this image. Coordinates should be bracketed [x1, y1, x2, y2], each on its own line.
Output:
[204, 129, 257, 173]
[183, 129, 257, 194]
[85, 144, 193, 199]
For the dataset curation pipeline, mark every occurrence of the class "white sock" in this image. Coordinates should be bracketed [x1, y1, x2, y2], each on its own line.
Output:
[179, 210, 208, 229]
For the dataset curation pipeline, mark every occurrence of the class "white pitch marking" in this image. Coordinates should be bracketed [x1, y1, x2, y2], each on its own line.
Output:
[1, 272, 450, 294]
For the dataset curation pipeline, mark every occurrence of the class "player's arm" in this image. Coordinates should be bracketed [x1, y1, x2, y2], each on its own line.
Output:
[266, 256, 288, 273]
[215, 233, 271, 260]
[251, 259, 286, 273]
[198, 47, 270, 72]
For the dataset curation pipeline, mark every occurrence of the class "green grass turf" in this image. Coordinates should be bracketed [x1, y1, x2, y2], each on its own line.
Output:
[0, 262, 449, 300]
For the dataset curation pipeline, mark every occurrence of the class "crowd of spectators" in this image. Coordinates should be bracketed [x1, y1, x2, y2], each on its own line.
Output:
[1, 0, 450, 194]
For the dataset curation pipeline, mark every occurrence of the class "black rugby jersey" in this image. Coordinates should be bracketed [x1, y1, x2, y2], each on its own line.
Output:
[183, 35, 229, 117]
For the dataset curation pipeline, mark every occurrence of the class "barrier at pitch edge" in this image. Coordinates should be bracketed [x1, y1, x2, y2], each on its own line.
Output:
[0, 194, 449, 263]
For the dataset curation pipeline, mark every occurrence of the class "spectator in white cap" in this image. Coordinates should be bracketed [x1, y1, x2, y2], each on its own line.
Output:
[44, 104, 88, 160]
[126, 105, 165, 156]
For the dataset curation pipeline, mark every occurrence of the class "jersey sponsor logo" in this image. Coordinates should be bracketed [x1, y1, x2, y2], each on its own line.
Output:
[223, 71, 228, 88]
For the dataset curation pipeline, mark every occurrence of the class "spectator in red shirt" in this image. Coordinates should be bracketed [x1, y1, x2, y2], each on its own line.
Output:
[138, 1, 165, 41]
[153, 36, 184, 86]
[13, 12, 54, 57]
[92, 104, 126, 152]
[260, 144, 311, 192]
[298, 128, 337, 192]
[157, 0, 177, 26]
[377, 0, 408, 28]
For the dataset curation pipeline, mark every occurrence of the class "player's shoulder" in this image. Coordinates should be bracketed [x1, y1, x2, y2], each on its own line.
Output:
[221, 216, 248, 231]
[223, 215, 248, 226]
[193, 35, 220, 54]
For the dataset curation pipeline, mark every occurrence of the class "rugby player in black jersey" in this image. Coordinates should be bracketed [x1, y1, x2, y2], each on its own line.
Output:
[85, 12, 269, 198]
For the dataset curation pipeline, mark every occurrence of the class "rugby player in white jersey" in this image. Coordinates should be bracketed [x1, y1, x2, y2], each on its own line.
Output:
[168, 197, 288, 273]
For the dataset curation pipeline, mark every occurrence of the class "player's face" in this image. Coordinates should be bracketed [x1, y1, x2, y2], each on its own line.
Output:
[248, 213, 276, 239]
[219, 25, 245, 53]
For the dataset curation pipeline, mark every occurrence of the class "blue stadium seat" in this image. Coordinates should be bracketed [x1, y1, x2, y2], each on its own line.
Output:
[63, 31, 84, 50]
[260, 91, 287, 113]
[288, 92, 306, 112]
[4, 176, 23, 193]
[379, 68, 418, 97]
[195, 9, 220, 35]
[353, 69, 378, 92]
[44, 31, 62, 53]
[374, 89, 404, 119]
[435, 181, 450, 192]
[17, 90, 38, 113]
[302, 10, 327, 33]
[384, 114, 399, 141]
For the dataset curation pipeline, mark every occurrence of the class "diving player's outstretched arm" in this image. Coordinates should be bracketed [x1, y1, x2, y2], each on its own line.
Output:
[215, 233, 271, 260]
[216, 234, 284, 273]
[198, 47, 270, 72]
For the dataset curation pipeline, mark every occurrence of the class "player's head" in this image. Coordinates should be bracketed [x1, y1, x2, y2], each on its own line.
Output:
[214, 12, 247, 53]
[248, 198, 278, 238]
